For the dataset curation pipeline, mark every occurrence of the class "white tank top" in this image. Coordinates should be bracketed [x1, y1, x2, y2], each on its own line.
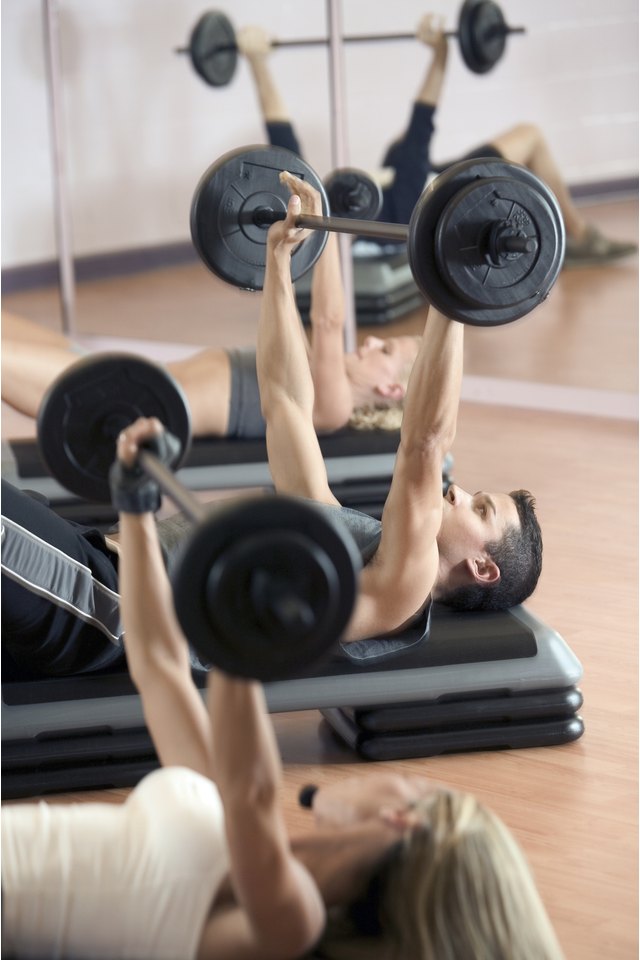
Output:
[2, 766, 230, 959]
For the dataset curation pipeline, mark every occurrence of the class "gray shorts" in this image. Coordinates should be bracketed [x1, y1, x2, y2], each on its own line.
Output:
[226, 348, 266, 439]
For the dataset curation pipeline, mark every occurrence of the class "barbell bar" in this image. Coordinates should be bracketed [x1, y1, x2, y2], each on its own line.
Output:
[176, 0, 525, 86]
[36, 352, 361, 681]
[190, 144, 566, 327]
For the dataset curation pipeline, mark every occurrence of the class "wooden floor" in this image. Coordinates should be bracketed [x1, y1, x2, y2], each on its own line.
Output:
[2, 196, 638, 959]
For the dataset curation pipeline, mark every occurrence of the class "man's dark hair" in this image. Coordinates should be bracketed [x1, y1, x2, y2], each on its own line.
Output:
[439, 490, 542, 613]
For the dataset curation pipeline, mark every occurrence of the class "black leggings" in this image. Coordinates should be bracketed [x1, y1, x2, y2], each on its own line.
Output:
[266, 108, 504, 231]
[266, 120, 303, 158]
[266, 108, 433, 227]
[1, 480, 124, 677]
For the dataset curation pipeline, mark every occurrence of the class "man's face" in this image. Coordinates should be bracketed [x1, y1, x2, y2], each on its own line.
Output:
[437, 484, 520, 570]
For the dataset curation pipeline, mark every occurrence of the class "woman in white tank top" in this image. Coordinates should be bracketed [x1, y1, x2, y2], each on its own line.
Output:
[1, 398, 565, 958]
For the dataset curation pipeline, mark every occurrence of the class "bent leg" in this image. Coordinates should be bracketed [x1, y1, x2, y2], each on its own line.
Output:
[489, 122, 638, 263]
[2, 312, 88, 418]
[1, 339, 81, 418]
[489, 123, 586, 238]
[1, 480, 123, 676]
[2, 311, 75, 349]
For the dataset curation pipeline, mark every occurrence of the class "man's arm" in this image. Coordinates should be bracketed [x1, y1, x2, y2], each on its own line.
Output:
[345, 307, 463, 641]
[308, 232, 353, 432]
[256, 174, 339, 504]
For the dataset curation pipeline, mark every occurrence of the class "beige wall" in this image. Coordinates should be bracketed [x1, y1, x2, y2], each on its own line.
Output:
[2, 0, 638, 267]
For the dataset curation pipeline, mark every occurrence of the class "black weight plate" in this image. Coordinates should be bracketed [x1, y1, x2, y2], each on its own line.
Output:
[191, 145, 329, 291]
[37, 354, 192, 503]
[407, 158, 565, 326]
[172, 496, 361, 681]
[206, 531, 340, 675]
[324, 168, 383, 220]
[458, 0, 506, 74]
[189, 11, 238, 87]
[434, 176, 562, 310]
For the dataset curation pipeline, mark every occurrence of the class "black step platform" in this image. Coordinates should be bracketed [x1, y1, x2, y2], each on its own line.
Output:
[2, 605, 583, 798]
[321, 690, 584, 761]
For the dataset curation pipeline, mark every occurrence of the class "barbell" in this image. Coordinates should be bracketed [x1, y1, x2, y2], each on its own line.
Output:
[176, 0, 525, 86]
[36, 353, 360, 682]
[191, 144, 566, 327]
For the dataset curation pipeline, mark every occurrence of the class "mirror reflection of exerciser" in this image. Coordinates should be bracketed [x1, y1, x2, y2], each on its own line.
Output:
[176, 0, 526, 85]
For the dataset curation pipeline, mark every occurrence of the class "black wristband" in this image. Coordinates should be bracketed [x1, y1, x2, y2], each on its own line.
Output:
[109, 430, 182, 515]
[298, 784, 319, 809]
[109, 461, 162, 514]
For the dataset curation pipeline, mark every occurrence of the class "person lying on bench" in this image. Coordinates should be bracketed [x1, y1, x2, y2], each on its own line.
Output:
[1, 420, 566, 960]
[1, 175, 542, 679]
[238, 14, 637, 265]
[1, 232, 419, 439]
[255, 173, 543, 647]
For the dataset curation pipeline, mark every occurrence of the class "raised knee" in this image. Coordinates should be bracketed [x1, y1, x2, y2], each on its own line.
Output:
[512, 122, 542, 144]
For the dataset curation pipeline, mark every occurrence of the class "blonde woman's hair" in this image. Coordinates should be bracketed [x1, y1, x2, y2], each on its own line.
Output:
[347, 336, 420, 433]
[348, 403, 404, 432]
[314, 790, 565, 960]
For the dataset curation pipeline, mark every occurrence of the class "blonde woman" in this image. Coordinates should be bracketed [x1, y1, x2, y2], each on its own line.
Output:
[1, 231, 419, 441]
[2, 415, 565, 960]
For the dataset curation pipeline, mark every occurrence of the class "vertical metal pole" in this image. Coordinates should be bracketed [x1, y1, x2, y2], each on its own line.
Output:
[325, 0, 357, 353]
[42, 0, 77, 336]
